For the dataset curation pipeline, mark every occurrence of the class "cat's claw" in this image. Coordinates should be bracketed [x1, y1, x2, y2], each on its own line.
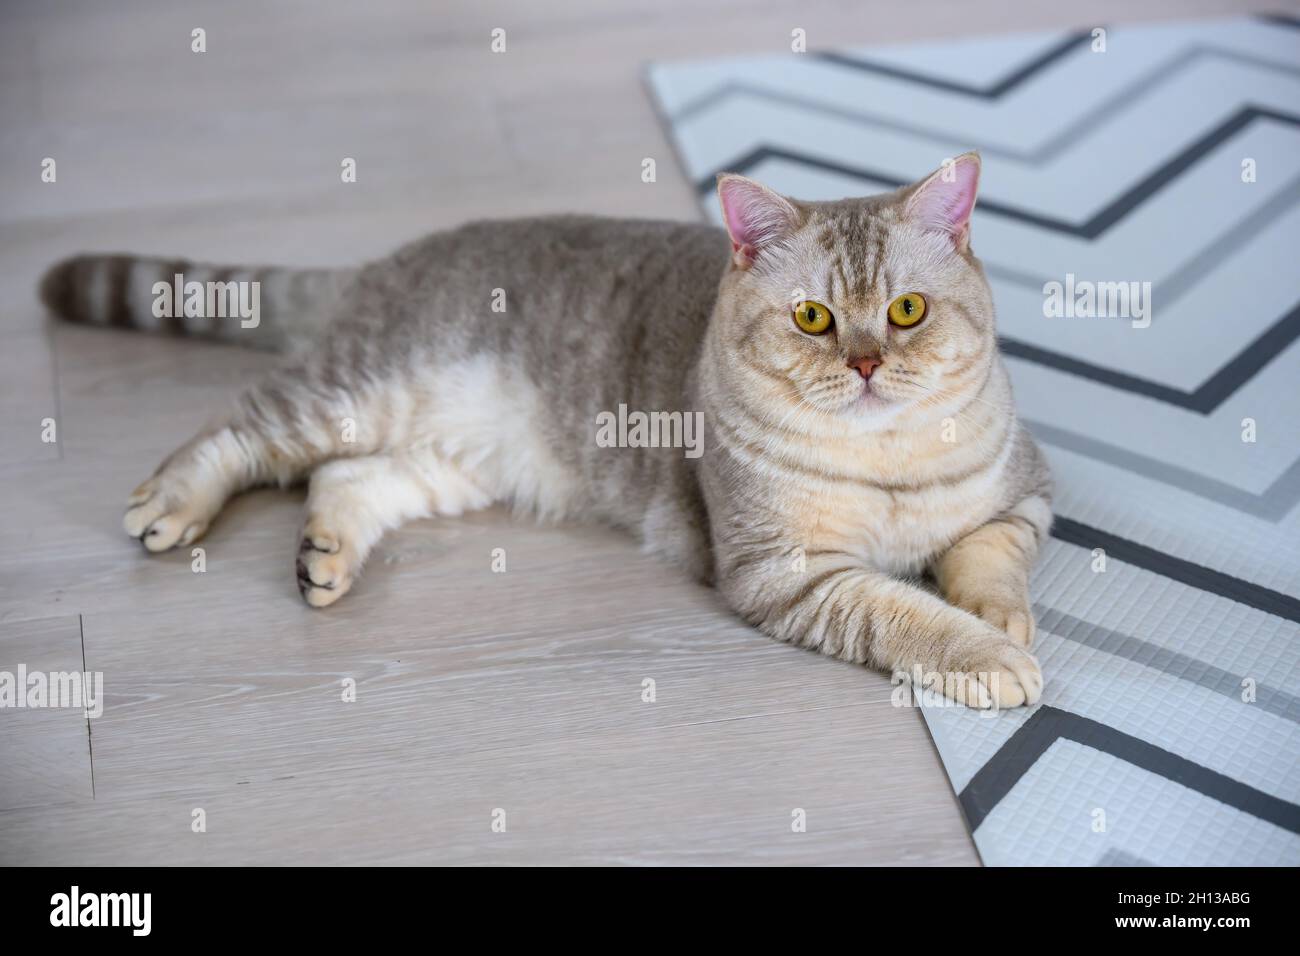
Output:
[123, 478, 209, 552]
[943, 638, 1042, 710]
[971, 593, 1036, 648]
[296, 527, 355, 608]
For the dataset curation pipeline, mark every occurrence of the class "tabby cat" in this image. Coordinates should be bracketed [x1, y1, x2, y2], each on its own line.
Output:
[41, 151, 1050, 708]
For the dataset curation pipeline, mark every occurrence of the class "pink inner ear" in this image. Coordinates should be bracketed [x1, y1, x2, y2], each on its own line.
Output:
[910, 159, 979, 237]
[719, 178, 793, 253]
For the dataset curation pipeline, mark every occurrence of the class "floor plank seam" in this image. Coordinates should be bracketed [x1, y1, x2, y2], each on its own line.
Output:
[79, 613, 95, 799]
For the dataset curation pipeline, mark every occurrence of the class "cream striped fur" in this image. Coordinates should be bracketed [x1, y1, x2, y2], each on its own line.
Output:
[40, 152, 1051, 708]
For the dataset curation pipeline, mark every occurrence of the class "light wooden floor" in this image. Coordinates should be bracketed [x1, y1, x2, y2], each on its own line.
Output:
[0, 0, 1266, 865]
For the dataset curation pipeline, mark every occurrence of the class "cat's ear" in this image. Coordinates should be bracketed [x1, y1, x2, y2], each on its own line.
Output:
[716, 174, 800, 269]
[904, 152, 981, 251]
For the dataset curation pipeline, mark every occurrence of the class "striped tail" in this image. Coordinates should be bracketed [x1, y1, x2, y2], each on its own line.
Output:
[39, 253, 355, 351]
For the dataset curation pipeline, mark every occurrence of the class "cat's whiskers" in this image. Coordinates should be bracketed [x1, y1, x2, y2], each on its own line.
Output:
[896, 376, 1010, 418]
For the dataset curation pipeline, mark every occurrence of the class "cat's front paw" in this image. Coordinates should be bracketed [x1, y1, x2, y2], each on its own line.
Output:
[941, 633, 1043, 709]
[967, 591, 1036, 648]
[123, 476, 211, 553]
[295, 524, 357, 608]
[943, 580, 1036, 648]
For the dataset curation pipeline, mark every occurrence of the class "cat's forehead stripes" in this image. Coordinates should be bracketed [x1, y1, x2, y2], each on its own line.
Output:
[806, 206, 897, 305]
[820, 258, 851, 305]
[870, 229, 892, 300]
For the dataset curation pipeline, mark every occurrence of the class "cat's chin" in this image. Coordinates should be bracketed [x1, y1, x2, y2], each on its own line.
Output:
[839, 387, 907, 429]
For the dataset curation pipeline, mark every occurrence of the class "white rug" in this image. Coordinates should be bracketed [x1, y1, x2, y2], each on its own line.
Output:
[647, 15, 1300, 866]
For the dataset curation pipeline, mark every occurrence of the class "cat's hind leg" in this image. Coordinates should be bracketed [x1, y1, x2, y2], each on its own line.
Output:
[124, 377, 356, 552]
[296, 446, 491, 607]
[125, 424, 284, 552]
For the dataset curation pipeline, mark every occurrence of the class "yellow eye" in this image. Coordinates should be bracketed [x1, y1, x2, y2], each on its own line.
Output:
[887, 293, 927, 328]
[793, 300, 834, 335]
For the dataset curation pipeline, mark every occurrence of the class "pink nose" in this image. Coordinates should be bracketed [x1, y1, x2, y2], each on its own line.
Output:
[848, 355, 882, 379]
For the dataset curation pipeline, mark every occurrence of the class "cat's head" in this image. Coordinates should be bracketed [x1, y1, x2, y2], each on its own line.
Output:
[709, 153, 996, 430]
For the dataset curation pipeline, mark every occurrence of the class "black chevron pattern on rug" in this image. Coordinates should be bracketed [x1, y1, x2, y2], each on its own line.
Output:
[1259, 13, 1300, 30]
[1000, 298, 1300, 415]
[692, 107, 1300, 238]
[673, 46, 1300, 165]
[1051, 518, 1300, 623]
[958, 705, 1300, 835]
[812, 31, 1093, 98]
